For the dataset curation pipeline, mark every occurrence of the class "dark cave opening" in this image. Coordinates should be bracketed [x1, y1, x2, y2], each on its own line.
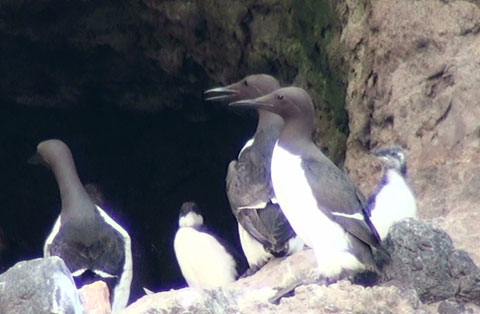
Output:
[0, 100, 254, 303]
[0, 0, 350, 306]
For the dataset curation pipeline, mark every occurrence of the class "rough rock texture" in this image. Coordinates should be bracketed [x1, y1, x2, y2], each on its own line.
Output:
[123, 282, 430, 314]
[435, 300, 479, 314]
[121, 220, 480, 313]
[0, 0, 348, 162]
[121, 249, 430, 314]
[342, 0, 480, 266]
[0, 256, 83, 314]
[121, 249, 315, 314]
[78, 281, 112, 314]
[381, 219, 480, 305]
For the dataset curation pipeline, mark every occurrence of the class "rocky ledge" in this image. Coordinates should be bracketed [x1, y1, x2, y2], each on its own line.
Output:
[120, 219, 480, 313]
[2, 219, 478, 313]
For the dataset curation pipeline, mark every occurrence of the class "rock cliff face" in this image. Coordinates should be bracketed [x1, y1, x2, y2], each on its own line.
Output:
[1, 0, 480, 312]
[342, 0, 480, 266]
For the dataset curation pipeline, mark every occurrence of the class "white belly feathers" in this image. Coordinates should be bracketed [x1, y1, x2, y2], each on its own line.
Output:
[174, 227, 237, 289]
[270, 143, 362, 276]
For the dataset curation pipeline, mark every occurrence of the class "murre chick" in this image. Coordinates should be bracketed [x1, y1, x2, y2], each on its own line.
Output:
[368, 146, 417, 240]
[31, 139, 132, 311]
[173, 201, 244, 288]
[205, 74, 303, 274]
[230, 87, 381, 280]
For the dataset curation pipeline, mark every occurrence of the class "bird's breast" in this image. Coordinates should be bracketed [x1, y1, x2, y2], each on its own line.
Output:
[174, 227, 237, 288]
[270, 144, 346, 249]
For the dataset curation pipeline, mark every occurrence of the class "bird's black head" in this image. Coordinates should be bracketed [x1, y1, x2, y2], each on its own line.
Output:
[204, 74, 280, 102]
[373, 146, 407, 176]
[28, 139, 73, 170]
[179, 202, 204, 228]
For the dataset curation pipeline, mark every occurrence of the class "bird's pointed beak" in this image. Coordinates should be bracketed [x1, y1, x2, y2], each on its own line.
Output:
[229, 94, 274, 109]
[204, 87, 239, 101]
[371, 149, 391, 163]
[28, 152, 46, 166]
[371, 148, 386, 157]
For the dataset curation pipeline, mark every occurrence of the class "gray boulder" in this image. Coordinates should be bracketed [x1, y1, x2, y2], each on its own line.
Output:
[0, 256, 83, 314]
[381, 219, 480, 305]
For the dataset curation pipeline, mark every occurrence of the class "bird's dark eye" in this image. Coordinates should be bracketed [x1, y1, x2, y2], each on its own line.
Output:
[277, 95, 284, 100]
[244, 80, 249, 86]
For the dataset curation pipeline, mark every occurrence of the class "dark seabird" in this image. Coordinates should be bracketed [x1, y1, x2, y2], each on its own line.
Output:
[31, 139, 132, 311]
[230, 87, 381, 279]
[173, 202, 244, 288]
[205, 75, 303, 274]
[368, 146, 417, 240]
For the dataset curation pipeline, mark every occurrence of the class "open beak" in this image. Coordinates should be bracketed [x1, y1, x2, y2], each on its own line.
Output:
[204, 87, 239, 101]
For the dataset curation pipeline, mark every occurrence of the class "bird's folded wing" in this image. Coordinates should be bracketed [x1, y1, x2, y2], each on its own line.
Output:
[302, 157, 380, 247]
[226, 159, 272, 215]
[238, 203, 296, 253]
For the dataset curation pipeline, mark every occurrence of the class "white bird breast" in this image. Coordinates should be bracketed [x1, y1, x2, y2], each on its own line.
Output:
[179, 212, 204, 228]
[174, 227, 237, 289]
[270, 144, 348, 249]
[369, 169, 417, 240]
[270, 143, 362, 277]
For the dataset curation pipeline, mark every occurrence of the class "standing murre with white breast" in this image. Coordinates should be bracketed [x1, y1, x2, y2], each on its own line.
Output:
[30, 139, 132, 311]
[205, 75, 303, 275]
[230, 87, 381, 280]
[173, 202, 244, 288]
[367, 146, 417, 240]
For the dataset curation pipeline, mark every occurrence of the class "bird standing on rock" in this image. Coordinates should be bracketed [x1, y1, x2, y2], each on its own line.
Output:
[205, 74, 303, 275]
[31, 139, 132, 311]
[230, 87, 381, 280]
[173, 201, 243, 288]
[368, 146, 417, 240]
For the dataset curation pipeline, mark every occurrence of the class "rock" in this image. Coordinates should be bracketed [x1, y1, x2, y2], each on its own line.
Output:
[271, 282, 426, 314]
[121, 219, 480, 313]
[121, 255, 429, 313]
[120, 248, 426, 313]
[0, 256, 83, 314]
[342, 0, 480, 267]
[380, 219, 480, 305]
[78, 281, 111, 314]
[437, 300, 469, 314]
[121, 249, 317, 314]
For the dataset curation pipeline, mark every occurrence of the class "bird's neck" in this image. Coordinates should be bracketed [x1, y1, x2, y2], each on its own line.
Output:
[276, 117, 313, 154]
[256, 110, 283, 134]
[252, 110, 283, 149]
[50, 157, 96, 219]
[382, 168, 404, 187]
